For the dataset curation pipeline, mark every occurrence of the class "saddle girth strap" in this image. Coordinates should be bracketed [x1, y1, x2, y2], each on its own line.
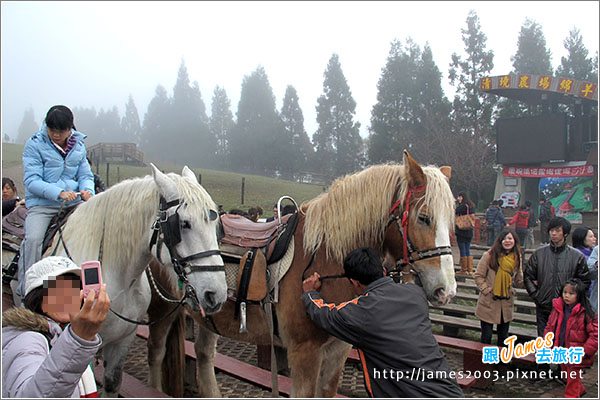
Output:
[235, 249, 257, 320]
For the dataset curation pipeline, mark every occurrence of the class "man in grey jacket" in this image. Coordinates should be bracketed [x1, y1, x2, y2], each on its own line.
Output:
[524, 217, 590, 338]
[302, 247, 463, 398]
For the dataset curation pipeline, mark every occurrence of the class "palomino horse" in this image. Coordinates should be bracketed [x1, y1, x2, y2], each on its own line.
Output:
[43, 164, 228, 397]
[148, 151, 457, 397]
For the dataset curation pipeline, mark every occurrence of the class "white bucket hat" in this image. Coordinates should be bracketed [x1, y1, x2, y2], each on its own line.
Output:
[24, 256, 81, 297]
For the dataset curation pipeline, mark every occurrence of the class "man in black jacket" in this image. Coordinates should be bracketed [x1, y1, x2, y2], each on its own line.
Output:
[524, 217, 590, 337]
[302, 247, 463, 398]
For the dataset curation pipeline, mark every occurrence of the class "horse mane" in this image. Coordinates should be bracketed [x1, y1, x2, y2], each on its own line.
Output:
[61, 173, 217, 269]
[302, 164, 455, 263]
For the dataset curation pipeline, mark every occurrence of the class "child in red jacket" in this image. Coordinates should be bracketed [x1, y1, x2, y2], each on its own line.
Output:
[544, 278, 598, 398]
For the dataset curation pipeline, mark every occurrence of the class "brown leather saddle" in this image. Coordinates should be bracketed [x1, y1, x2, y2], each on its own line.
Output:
[218, 207, 298, 330]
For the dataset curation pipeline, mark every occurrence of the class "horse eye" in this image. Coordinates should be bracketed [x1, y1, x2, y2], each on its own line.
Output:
[208, 209, 218, 221]
[418, 215, 431, 225]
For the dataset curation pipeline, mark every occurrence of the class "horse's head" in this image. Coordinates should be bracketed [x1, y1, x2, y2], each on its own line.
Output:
[150, 164, 227, 316]
[383, 151, 457, 305]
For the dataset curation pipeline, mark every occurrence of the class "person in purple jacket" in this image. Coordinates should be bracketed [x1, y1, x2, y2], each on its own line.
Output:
[16, 105, 95, 300]
[2, 256, 110, 398]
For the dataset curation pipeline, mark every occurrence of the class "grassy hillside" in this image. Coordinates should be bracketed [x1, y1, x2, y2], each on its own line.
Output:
[1, 142, 326, 218]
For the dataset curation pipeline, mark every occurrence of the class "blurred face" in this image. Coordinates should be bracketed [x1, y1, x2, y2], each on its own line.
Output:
[457, 195, 463, 203]
[2, 183, 16, 200]
[562, 284, 578, 306]
[47, 128, 71, 147]
[501, 233, 515, 251]
[41, 275, 81, 323]
[273, 207, 278, 218]
[549, 226, 565, 246]
[584, 230, 597, 248]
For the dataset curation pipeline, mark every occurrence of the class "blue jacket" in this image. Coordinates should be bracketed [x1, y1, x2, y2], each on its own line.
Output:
[22, 126, 94, 208]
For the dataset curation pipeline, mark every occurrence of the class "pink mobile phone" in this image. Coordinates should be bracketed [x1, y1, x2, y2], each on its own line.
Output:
[81, 261, 102, 297]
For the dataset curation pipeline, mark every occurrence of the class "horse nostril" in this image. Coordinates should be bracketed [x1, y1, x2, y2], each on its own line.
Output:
[434, 288, 446, 302]
[204, 290, 216, 308]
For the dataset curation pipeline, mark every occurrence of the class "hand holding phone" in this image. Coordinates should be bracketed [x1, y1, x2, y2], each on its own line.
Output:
[81, 261, 102, 298]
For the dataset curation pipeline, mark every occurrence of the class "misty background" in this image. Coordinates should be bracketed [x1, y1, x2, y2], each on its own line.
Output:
[1, 1, 598, 201]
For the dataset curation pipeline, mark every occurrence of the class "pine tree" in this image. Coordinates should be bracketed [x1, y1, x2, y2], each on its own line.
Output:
[231, 66, 282, 174]
[368, 40, 451, 166]
[314, 54, 362, 177]
[280, 85, 312, 179]
[511, 18, 552, 75]
[210, 86, 235, 170]
[498, 18, 553, 118]
[448, 10, 497, 202]
[121, 95, 142, 145]
[96, 107, 123, 143]
[171, 60, 212, 167]
[556, 28, 595, 81]
[141, 85, 171, 160]
[16, 107, 39, 144]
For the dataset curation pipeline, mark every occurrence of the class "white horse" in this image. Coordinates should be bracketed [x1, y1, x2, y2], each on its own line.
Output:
[44, 164, 228, 397]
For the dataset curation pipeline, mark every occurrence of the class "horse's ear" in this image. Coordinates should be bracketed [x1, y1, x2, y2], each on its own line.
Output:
[150, 163, 178, 201]
[440, 166, 452, 181]
[403, 150, 425, 188]
[181, 166, 198, 182]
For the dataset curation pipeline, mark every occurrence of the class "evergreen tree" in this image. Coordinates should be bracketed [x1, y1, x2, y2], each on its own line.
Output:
[511, 18, 553, 75]
[141, 85, 171, 160]
[231, 66, 282, 174]
[171, 60, 213, 167]
[280, 85, 312, 179]
[96, 107, 123, 143]
[121, 95, 142, 145]
[314, 54, 362, 177]
[556, 28, 595, 81]
[16, 107, 39, 144]
[448, 10, 497, 202]
[368, 40, 451, 166]
[209, 86, 235, 170]
[498, 18, 553, 118]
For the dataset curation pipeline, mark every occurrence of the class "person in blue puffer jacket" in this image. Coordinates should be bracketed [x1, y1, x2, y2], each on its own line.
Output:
[16, 105, 95, 300]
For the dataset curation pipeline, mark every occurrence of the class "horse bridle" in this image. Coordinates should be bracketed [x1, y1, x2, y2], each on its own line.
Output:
[385, 185, 452, 282]
[148, 195, 225, 309]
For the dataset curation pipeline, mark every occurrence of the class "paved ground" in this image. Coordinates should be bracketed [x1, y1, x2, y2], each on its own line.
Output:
[119, 330, 598, 398]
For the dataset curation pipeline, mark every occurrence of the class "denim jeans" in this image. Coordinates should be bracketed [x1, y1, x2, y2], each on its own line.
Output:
[457, 240, 471, 257]
[481, 314, 510, 346]
[535, 307, 551, 338]
[17, 205, 62, 298]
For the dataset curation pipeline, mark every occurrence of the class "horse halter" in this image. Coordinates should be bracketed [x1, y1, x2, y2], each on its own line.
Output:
[386, 185, 452, 281]
[149, 195, 225, 308]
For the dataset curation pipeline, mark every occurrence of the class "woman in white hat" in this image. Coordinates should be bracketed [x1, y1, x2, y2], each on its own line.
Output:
[2, 256, 110, 398]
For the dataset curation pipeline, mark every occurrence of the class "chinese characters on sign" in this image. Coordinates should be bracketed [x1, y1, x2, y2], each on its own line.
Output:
[503, 165, 594, 178]
[479, 74, 597, 101]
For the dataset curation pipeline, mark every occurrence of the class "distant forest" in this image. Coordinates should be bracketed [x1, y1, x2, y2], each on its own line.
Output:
[13, 12, 598, 203]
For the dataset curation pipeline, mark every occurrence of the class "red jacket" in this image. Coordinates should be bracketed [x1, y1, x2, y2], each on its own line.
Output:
[509, 210, 530, 229]
[543, 297, 598, 368]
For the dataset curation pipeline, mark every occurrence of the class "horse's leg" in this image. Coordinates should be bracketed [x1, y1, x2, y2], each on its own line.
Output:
[101, 333, 136, 397]
[194, 325, 221, 397]
[287, 340, 324, 397]
[147, 307, 184, 396]
[316, 338, 352, 397]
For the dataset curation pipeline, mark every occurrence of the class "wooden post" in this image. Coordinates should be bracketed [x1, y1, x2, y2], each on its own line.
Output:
[117, 167, 120, 183]
[241, 177, 245, 205]
[198, 174, 202, 185]
[106, 163, 110, 187]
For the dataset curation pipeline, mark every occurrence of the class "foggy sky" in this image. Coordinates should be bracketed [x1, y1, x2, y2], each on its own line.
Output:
[1, 1, 598, 143]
